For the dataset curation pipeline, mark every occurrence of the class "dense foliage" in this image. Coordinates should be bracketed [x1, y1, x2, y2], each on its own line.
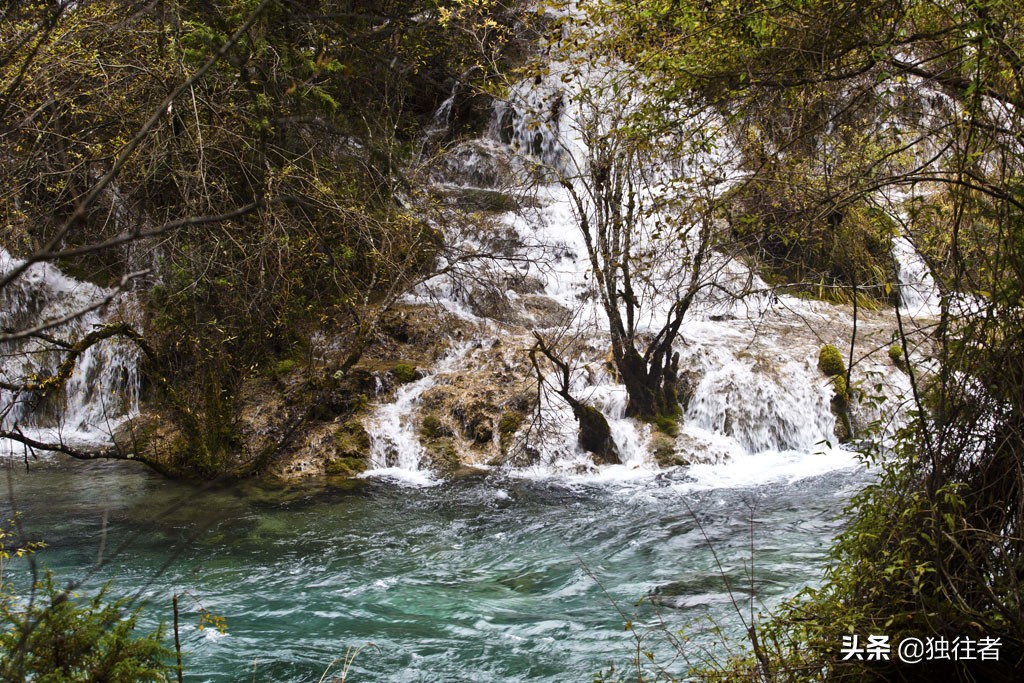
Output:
[4, 0, 1024, 678]
[1, 0, 531, 476]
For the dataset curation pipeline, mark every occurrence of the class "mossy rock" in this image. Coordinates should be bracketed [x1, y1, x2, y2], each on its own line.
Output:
[831, 374, 850, 405]
[497, 410, 524, 450]
[818, 344, 846, 377]
[391, 363, 418, 384]
[650, 431, 688, 468]
[325, 456, 368, 477]
[448, 187, 521, 213]
[420, 413, 453, 439]
[310, 368, 375, 420]
[576, 404, 619, 465]
[651, 412, 680, 438]
[472, 421, 493, 444]
[723, 181, 897, 303]
[827, 376, 853, 443]
[458, 409, 495, 445]
[888, 344, 907, 371]
[423, 438, 462, 473]
[833, 409, 852, 443]
[334, 420, 371, 458]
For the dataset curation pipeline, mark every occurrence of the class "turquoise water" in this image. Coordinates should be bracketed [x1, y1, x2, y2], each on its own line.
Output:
[1, 459, 864, 681]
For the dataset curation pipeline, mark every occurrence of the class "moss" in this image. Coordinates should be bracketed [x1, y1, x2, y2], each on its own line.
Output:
[650, 431, 687, 468]
[423, 438, 461, 473]
[576, 404, 619, 465]
[818, 344, 846, 377]
[651, 412, 680, 438]
[497, 410, 524, 450]
[333, 420, 371, 458]
[420, 413, 452, 439]
[391, 363, 418, 384]
[831, 374, 849, 404]
[448, 187, 521, 213]
[325, 456, 367, 477]
[274, 358, 297, 375]
[888, 344, 907, 371]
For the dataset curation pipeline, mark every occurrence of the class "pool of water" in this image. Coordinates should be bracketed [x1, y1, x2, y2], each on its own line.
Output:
[0, 457, 865, 682]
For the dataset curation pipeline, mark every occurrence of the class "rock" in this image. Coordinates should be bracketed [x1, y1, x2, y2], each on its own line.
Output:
[422, 437, 461, 473]
[497, 410, 524, 452]
[521, 295, 572, 328]
[467, 286, 515, 321]
[650, 431, 688, 468]
[888, 344, 907, 371]
[447, 187, 522, 213]
[420, 413, 454, 439]
[333, 420, 370, 458]
[324, 456, 367, 477]
[436, 139, 517, 188]
[111, 412, 188, 471]
[391, 363, 419, 384]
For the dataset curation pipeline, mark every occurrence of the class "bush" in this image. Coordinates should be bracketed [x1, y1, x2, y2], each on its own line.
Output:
[0, 524, 169, 683]
[0, 576, 169, 682]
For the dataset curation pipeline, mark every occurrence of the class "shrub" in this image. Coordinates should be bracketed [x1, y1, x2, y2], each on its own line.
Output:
[0, 520, 169, 682]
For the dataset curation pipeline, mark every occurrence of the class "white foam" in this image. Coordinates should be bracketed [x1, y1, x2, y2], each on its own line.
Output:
[677, 447, 861, 492]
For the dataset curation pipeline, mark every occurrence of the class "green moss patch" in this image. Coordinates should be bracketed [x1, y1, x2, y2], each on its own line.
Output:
[391, 363, 418, 384]
[420, 413, 453, 439]
[817, 344, 846, 377]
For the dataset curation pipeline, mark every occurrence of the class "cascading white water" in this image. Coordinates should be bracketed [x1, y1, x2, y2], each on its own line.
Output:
[892, 236, 941, 316]
[363, 344, 474, 485]
[682, 339, 835, 454]
[0, 248, 140, 452]
[358, 56, 920, 484]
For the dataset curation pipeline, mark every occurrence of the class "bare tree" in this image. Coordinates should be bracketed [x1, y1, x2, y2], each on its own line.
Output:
[504, 50, 741, 424]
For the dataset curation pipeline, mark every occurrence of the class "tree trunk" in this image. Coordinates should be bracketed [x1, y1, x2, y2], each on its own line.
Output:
[619, 348, 681, 421]
[573, 404, 619, 464]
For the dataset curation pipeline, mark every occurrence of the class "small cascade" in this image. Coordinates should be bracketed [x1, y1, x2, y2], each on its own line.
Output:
[363, 345, 473, 484]
[682, 344, 835, 454]
[0, 248, 140, 450]
[491, 77, 572, 172]
[365, 376, 435, 473]
[892, 236, 941, 316]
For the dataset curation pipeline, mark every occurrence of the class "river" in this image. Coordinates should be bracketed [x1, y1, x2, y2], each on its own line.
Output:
[2, 455, 865, 682]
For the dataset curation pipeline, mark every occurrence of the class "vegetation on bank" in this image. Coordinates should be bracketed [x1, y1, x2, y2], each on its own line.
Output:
[0, 519, 169, 682]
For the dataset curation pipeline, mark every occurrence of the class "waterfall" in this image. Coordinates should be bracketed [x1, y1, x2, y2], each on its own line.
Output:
[0, 248, 141, 453]
[356, 61, 915, 484]
[892, 236, 941, 316]
[363, 344, 474, 486]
